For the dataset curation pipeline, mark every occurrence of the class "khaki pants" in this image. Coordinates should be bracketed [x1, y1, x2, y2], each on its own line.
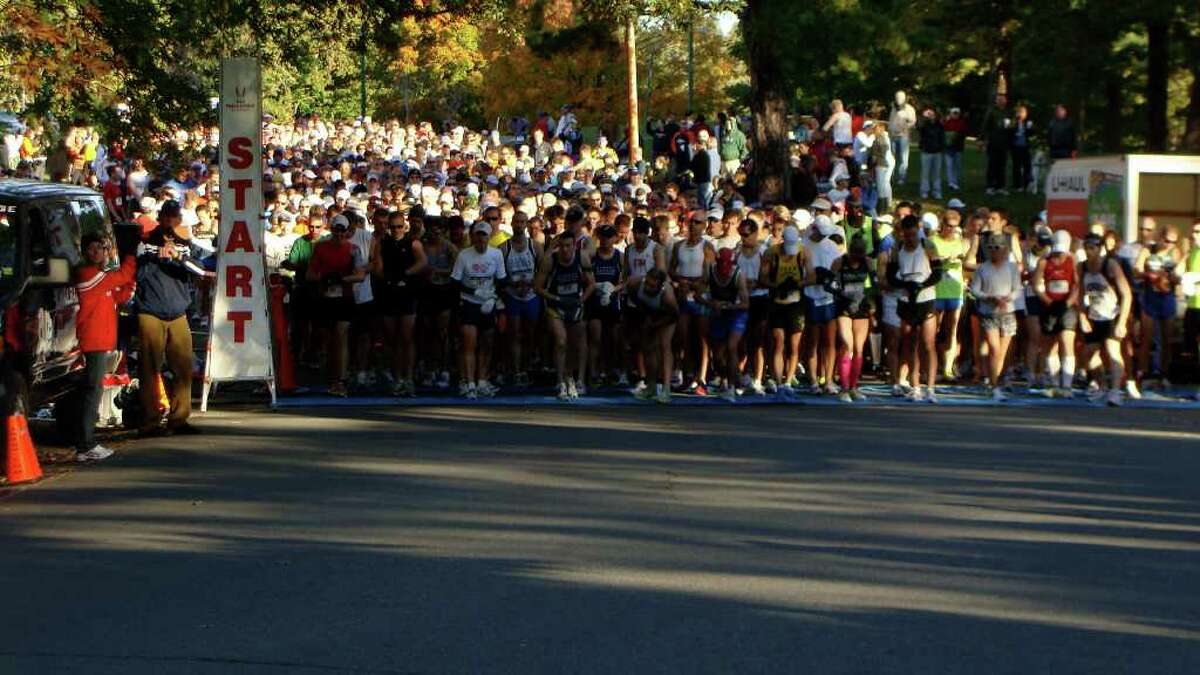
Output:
[138, 314, 193, 431]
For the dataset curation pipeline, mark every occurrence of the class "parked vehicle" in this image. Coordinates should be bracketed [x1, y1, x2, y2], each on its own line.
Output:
[0, 179, 114, 425]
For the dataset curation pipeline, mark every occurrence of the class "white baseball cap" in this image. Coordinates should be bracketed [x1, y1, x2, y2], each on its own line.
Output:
[782, 226, 802, 256]
[815, 215, 839, 237]
[1051, 229, 1072, 254]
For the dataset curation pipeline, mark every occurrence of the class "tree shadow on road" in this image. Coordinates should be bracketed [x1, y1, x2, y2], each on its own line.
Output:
[1, 406, 1198, 673]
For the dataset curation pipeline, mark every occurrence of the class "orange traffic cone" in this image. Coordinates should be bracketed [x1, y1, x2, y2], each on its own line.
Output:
[155, 373, 169, 414]
[5, 413, 43, 484]
[268, 280, 297, 393]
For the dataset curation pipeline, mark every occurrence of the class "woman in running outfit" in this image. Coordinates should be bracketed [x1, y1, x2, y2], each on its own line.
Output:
[704, 248, 750, 402]
[830, 234, 873, 402]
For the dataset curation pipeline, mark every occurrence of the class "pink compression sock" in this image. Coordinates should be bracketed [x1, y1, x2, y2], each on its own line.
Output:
[851, 356, 864, 389]
[839, 354, 852, 389]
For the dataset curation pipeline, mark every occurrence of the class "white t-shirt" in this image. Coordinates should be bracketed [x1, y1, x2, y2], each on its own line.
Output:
[452, 246, 507, 304]
[350, 227, 374, 304]
[264, 231, 297, 273]
[830, 111, 853, 145]
[714, 234, 741, 252]
[805, 238, 841, 305]
[969, 260, 1021, 316]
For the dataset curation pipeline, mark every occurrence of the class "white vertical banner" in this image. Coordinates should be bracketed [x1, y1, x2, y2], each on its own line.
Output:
[202, 57, 274, 410]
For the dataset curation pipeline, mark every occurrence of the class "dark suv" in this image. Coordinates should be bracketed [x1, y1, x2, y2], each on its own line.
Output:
[0, 179, 113, 418]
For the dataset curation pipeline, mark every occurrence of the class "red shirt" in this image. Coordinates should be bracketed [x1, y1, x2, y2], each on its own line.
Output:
[75, 255, 137, 352]
[1043, 254, 1076, 302]
[943, 117, 968, 134]
[103, 182, 125, 219]
[136, 215, 158, 241]
[309, 239, 355, 298]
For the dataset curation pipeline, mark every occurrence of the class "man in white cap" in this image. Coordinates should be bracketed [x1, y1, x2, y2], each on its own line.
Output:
[451, 220, 507, 399]
[803, 215, 843, 394]
[1032, 229, 1080, 397]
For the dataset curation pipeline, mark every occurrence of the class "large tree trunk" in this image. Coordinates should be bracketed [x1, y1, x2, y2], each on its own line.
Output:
[1104, 72, 1123, 152]
[741, 0, 790, 204]
[1184, 22, 1200, 152]
[1146, 18, 1170, 151]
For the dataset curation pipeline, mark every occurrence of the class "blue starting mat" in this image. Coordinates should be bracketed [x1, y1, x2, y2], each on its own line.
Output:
[274, 384, 1200, 410]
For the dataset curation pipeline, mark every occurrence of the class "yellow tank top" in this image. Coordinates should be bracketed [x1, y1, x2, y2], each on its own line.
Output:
[773, 247, 803, 304]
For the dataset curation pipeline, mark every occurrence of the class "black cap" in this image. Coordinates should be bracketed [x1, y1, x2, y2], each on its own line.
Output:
[597, 224, 618, 239]
[1084, 232, 1104, 247]
[158, 199, 181, 218]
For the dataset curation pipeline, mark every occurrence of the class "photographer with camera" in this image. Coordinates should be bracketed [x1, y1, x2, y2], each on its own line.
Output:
[135, 199, 207, 437]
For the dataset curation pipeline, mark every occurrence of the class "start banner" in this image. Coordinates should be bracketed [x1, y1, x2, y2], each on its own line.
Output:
[203, 57, 274, 408]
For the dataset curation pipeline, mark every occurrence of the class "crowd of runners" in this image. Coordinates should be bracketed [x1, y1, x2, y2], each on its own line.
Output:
[16, 109, 1200, 406]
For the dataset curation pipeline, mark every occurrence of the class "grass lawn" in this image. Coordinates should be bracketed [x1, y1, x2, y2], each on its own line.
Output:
[892, 146, 1045, 230]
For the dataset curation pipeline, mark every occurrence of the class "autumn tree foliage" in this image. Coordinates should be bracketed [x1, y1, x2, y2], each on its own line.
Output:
[0, 2, 120, 123]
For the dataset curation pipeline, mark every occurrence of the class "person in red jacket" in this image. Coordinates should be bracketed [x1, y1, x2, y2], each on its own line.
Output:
[73, 232, 137, 461]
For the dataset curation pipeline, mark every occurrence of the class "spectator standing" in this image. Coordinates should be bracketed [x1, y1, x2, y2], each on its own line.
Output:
[135, 201, 206, 436]
[887, 91, 916, 186]
[870, 124, 894, 212]
[670, 120, 695, 177]
[718, 116, 748, 178]
[917, 107, 945, 201]
[690, 133, 715, 208]
[102, 165, 127, 221]
[823, 99, 854, 148]
[942, 107, 967, 191]
[72, 234, 136, 460]
[985, 94, 1011, 195]
[1010, 104, 1034, 192]
[1046, 104, 1077, 160]
[852, 120, 875, 169]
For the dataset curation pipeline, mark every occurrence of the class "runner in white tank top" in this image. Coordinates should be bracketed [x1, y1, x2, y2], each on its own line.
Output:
[670, 211, 716, 393]
[1078, 232, 1132, 406]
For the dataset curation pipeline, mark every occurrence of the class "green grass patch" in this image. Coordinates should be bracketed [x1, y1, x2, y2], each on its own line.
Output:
[893, 146, 1044, 231]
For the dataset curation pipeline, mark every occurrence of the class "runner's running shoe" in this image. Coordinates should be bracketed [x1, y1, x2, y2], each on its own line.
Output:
[76, 445, 114, 462]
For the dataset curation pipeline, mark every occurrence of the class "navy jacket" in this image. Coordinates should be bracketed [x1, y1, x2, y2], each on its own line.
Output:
[135, 240, 206, 320]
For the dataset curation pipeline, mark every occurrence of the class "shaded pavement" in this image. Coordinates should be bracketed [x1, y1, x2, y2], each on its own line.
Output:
[1, 405, 1199, 673]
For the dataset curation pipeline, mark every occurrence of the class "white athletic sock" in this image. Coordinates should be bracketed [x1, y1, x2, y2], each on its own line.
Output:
[869, 333, 882, 366]
[655, 383, 664, 395]
[1060, 356, 1075, 389]
[1045, 354, 1060, 385]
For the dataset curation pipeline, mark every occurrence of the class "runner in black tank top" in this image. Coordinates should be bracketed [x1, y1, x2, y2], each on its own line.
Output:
[587, 225, 625, 391]
[374, 211, 426, 396]
[537, 231, 595, 400]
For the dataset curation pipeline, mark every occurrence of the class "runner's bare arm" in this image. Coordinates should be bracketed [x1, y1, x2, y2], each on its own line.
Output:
[406, 240, 427, 277]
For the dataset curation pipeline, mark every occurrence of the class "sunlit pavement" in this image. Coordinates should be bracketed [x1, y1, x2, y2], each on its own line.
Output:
[2, 405, 1198, 674]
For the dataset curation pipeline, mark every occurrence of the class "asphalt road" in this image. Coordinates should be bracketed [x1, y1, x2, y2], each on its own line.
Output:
[2, 405, 1199, 674]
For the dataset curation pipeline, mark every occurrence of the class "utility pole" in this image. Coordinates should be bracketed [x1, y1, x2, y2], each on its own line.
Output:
[625, 15, 640, 163]
[645, 54, 654, 163]
[687, 21, 695, 115]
